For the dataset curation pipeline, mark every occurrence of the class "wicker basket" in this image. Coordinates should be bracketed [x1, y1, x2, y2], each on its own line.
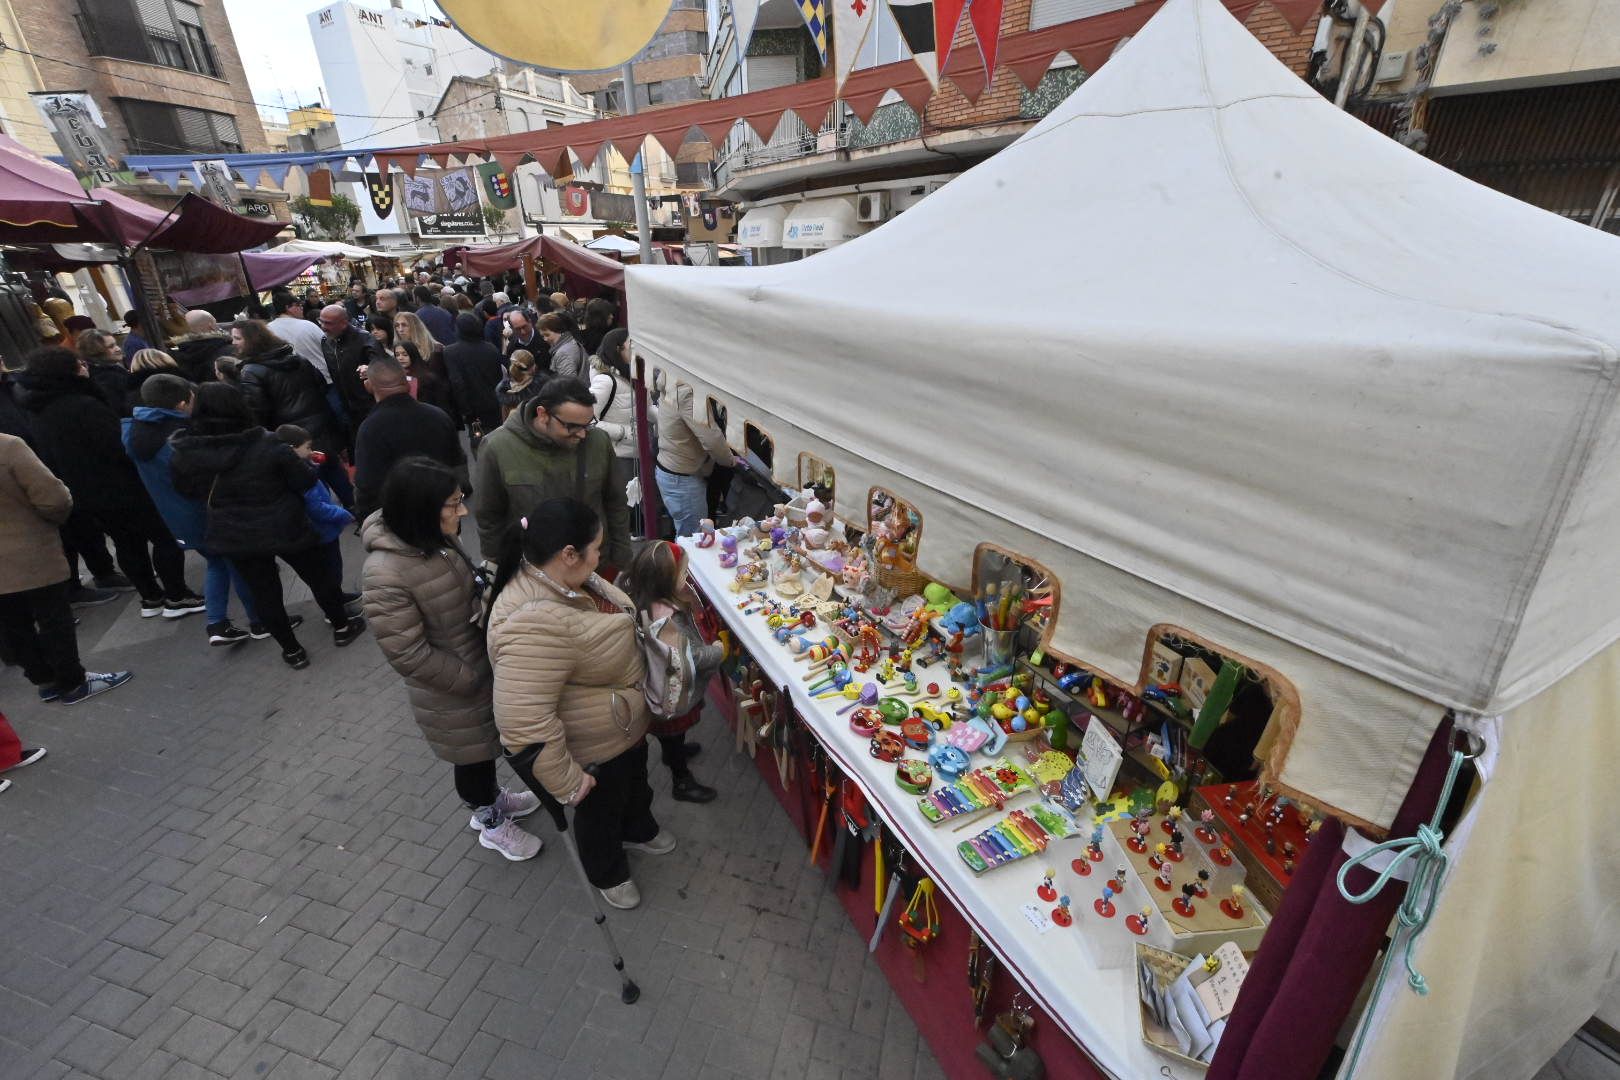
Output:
[876, 561, 928, 598]
[1136, 944, 1210, 1071]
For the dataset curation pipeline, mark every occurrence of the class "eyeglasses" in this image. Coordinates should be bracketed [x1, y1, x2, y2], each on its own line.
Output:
[553, 417, 597, 436]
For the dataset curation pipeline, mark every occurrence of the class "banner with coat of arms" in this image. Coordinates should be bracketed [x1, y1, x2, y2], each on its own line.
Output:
[366, 172, 394, 219]
[476, 161, 516, 211]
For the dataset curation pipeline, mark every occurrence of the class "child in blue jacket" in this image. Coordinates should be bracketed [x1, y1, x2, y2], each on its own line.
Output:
[276, 424, 359, 614]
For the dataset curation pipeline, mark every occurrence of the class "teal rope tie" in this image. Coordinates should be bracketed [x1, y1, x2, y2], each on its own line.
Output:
[1335, 747, 1469, 1077]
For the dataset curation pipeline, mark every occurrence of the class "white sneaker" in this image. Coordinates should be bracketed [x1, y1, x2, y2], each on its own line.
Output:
[599, 880, 641, 909]
[477, 818, 543, 861]
[468, 787, 540, 830]
[624, 831, 676, 856]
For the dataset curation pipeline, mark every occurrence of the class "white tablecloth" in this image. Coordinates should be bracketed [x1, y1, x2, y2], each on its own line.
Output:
[682, 540, 1198, 1080]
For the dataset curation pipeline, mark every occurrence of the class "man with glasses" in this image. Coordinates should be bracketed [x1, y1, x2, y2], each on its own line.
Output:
[474, 376, 631, 571]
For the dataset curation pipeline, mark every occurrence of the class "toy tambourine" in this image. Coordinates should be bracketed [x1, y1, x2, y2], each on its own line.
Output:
[877, 697, 911, 725]
[870, 731, 905, 762]
[900, 716, 933, 750]
[896, 759, 933, 794]
[849, 707, 883, 738]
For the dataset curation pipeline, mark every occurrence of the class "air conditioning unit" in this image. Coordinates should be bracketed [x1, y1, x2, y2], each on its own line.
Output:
[856, 191, 888, 222]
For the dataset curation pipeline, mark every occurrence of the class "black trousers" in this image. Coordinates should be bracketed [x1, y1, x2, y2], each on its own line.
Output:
[230, 545, 351, 651]
[0, 578, 85, 692]
[453, 759, 499, 808]
[94, 500, 189, 602]
[60, 509, 115, 580]
[572, 740, 659, 889]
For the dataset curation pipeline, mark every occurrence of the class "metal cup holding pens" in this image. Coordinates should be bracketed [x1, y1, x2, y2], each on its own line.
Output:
[979, 622, 1017, 667]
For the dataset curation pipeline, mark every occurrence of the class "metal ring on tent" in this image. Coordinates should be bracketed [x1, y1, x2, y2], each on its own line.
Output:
[1451, 725, 1484, 760]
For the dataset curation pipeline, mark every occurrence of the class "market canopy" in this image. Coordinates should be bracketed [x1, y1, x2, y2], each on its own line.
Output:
[266, 238, 383, 260]
[453, 234, 625, 291]
[0, 134, 122, 243]
[89, 187, 286, 253]
[628, 0, 1620, 830]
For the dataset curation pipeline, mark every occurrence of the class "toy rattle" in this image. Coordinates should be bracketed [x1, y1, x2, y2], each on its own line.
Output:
[836, 683, 881, 715]
[849, 706, 883, 738]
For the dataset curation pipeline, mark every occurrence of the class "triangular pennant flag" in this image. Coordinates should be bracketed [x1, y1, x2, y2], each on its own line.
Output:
[967, 0, 1004, 82]
[842, 84, 889, 125]
[698, 117, 738, 148]
[733, 0, 762, 64]
[742, 108, 790, 143]
[893, 76, 935, 114]
[365, 171, 394, 219]
[154, 169, 186, 191]
[648, 124, 693, 159]
[889, 0, 938, 87]
[797, 0, 828, 65]
[495, 151, 527, 173]
[933, 0, 968, 76]
[260, 163, 292, 188]
[1006, 51, 1059, 91]
[1073, 38, 1118, 74]
[941, 47, 987, 102]
[831, 0, 877, 95]
[569, 141, 606, 173]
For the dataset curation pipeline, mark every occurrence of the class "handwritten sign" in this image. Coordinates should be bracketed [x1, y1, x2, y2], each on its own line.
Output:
[1078, 717, 1124, 802]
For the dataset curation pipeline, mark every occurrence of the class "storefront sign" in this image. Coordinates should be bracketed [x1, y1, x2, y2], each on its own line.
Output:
[415, 209, 484, 236]
[239, 199, 274, 218]
[192, 160, 239, 208]
[30, 91, 122, 188]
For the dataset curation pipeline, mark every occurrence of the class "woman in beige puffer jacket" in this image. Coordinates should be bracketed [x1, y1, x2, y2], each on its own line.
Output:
[360, 456, 542, 862]
[485, 496, 671, 910]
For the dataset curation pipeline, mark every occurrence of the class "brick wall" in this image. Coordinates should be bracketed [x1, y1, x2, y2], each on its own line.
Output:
[13, 0, 268, 157]
[923, 0, 1318, 132]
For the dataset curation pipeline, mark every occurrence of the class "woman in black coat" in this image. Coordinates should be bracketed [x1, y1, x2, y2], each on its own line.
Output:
[169, 383, 364, 669]
[231, 320, 343, 458]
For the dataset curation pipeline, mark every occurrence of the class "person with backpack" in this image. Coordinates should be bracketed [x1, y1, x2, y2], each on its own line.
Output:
[485, 498, 671, 910]
[621, 540, 724, 804]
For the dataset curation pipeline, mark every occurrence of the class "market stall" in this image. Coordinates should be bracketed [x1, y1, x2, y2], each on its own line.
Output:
[625, 0, 1620, 1076]
[450, 233, 625, 298]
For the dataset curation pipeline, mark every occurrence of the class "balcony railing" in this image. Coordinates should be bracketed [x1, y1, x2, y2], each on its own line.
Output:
[712, 101, 923, 191]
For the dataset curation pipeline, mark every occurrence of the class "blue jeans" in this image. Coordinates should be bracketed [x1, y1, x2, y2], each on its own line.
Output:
[204, 552, 260, 626]
[656, 467, 709, 538]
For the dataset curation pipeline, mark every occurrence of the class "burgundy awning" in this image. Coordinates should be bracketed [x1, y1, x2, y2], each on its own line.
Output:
[89, 188, 286, 253]
[458, 234, 625, 292]
[0, 135, 123, 244]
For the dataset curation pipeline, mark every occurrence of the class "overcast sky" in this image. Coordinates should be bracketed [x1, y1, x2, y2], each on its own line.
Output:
[221, 0, 445, 122]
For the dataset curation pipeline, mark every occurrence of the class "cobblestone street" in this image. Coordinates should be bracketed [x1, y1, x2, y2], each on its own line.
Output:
[0, 536, 944, 1080]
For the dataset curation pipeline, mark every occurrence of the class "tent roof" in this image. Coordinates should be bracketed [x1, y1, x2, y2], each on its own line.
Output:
[89, 188, 286, 253]
[584, 234, 639, 255]
[0, 135, 123, 243]
[627, 0, 1620, 823]
[455, 234, 625, 291]
[267, 238, 384, 260]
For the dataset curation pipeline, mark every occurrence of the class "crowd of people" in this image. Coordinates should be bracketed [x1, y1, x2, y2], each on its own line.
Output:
[2, 266, 741, 908]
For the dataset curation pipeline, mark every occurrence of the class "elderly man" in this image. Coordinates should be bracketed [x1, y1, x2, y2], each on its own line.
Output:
[367, 287, 400, 347]
[268, 292, 334, 383]
[483, 292, 512, 346]
[503, 307, 545, 368]
[319, 304, 385, 438]
[169, 310, 234, 384]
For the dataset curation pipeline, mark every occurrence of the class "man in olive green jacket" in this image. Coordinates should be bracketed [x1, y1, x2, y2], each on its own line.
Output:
[474, 376, 633, 568]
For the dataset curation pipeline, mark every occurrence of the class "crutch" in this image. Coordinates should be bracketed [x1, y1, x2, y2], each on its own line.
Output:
[505, 744, 640, 1004]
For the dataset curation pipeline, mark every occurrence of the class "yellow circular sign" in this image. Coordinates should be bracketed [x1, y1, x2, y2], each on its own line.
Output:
[436, 0, 672, 72]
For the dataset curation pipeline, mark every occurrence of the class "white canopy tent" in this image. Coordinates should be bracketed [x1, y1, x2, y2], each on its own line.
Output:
[627, 0, 1620, 1072]
[265, 238, 386, 260]
[584, 234, 641, 255]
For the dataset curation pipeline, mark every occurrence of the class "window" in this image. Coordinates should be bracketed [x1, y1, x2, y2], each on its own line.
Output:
[116, 99, 242, 154]
[645, 80, 666, 106]
[1029, 0, 1134, 30]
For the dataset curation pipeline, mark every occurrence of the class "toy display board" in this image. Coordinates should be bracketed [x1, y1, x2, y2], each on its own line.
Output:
[1103, 811, 1267, 954]
[1191, 780, 1318, 914]
[680, 539, 1201, 1080]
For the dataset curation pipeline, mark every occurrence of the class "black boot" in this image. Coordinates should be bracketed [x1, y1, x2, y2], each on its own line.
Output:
[670, 771, 717, 804]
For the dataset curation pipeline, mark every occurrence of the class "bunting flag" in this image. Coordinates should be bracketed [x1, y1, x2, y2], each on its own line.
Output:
[402, 174, 438, 214]
[889, 0, 939, 87]
[967, 0, 1006, 82]
[933, 0, 969, 76]
[799, 0, 829, 65]
[306, 167, 333, 207]
[476, 161, 516, 210]
[439, 167, 480, 213]
[366, 171, 394, 219]
[733, 0, 762, 64]
[832, 0, 878, 94]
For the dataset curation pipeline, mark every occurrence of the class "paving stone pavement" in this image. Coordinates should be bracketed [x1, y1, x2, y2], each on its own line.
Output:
[0, 532, 947, 1080]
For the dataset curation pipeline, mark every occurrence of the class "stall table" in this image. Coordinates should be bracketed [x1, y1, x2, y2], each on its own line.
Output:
[682, 540, 1211, 1080]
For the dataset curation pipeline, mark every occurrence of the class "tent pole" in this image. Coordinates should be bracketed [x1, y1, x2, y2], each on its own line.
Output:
[618, 63, 655, 266]
[522, 252, 538, 304]
[632, 352, 660, 540]
[119, 250, 166, 350]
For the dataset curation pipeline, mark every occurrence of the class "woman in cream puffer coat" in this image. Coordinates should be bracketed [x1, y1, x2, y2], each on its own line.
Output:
[485, 496, 671, 910]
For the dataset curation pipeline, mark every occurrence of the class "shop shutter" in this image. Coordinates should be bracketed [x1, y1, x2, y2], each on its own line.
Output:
[174, 0, 202, 26]
[133, 0, 176, 34]
[176, 107, 212, 150]
[1029, 0, 1134, 31]
[746, 54, 798, 93]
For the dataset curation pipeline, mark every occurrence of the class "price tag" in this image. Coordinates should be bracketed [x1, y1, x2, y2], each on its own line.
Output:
[1194, 941, 1250, 1020]
[1079, 718, 1124, 801]
[1020, 903, 1054, 935]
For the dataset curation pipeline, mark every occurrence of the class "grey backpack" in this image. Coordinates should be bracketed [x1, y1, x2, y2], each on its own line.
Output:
[639, 610, 705, 719]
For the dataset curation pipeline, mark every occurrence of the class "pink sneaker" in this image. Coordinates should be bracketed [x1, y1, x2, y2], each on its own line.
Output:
[477, 818, 543, 861]
[467, 787, 540, 831]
